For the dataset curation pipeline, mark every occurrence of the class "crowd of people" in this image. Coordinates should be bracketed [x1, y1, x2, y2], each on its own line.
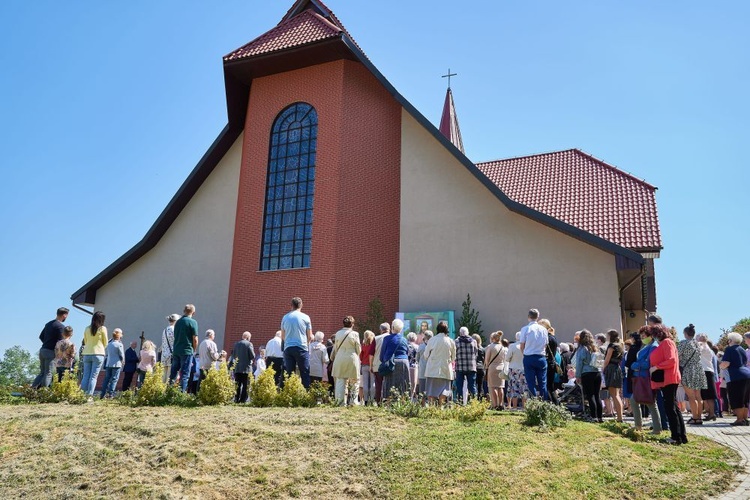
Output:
[32, 302, 750, 438]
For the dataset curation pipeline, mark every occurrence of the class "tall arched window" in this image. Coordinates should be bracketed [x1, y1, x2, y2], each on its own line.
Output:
[260, 102, 317, 271]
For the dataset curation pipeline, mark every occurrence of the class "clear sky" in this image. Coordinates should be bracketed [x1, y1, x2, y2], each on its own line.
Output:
[1, 1, 748, 358]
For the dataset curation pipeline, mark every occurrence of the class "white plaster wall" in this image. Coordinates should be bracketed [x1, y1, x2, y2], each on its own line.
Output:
[94, 135, 243, 350]
[400, 111, 622, 342]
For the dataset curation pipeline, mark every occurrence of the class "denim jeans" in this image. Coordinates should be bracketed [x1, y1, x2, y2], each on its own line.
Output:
[361, 366, 376, 403]
[100, 366, 122, 398]
[32, 348, 56, 389]
[284, 346, 310, 389]
[656, 389, 669, 431]
[455, 371, 477, 403]
[171, 355, 194, 392]
[80, 355, 105, 396]
[523, 354, 548, 399]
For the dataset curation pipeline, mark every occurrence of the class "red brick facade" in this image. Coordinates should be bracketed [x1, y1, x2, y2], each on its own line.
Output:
[223, 59, 401, 350]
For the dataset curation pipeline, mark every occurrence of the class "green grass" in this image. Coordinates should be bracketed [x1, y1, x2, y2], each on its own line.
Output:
[0, 403, 739, 499]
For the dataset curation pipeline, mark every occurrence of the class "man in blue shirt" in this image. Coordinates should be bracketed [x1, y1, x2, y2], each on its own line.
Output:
[519, 308, 549, 400]
[281, 297, 313, 388]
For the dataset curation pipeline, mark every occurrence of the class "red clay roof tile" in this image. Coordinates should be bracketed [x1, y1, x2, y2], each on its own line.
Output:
[476, 149, 662, 251]
[224, 9, 342, 61]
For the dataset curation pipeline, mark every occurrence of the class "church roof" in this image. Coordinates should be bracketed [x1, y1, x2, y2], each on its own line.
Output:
[439, 88, 464, 154]
[476, 149, 662, 252]
[224, 9, 342, 61]
[71, 0, 649, 306]
[224, 0, 364, 62]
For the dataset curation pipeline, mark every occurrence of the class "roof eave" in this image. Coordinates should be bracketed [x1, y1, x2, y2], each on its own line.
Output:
[70, 124, 242, 305]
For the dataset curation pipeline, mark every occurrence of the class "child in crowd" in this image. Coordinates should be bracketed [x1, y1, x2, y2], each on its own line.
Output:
[54, 326, 75, 382]
[254, 348, 267, 378]
[136, 340, 157, 388]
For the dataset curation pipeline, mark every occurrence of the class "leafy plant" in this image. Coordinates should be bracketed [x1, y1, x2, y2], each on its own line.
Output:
[456, 293, 483, 340]
[308, 381, 332, 405]
[249, 366, 278, 407]
[523, 398, 571, 428]
[134, 364, 167, 406]
[276, 373, 312, 408]
[162, 382, 198, 407]
[357, 296, 387, 339]
[50, 370, 86, 405]
[197, 363, 234, 406]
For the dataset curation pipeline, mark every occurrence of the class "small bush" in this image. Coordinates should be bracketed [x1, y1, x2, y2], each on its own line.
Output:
[385, 391, 487, 422]
[163, 382, 199, 407]
[249, 367, 278, 407]
[276, 373, 312, 408]
[21, 385, 57, 404]
[602, 421, 648, 442]
[523, 398, 571, 428]
[134, 365, 167, 407]
[308, 381, 332, 406]
[51, 371, 87, 405]
[197, 363, 234, 406]
[388, 391, 423, 418]
[117, 389, 136, 406]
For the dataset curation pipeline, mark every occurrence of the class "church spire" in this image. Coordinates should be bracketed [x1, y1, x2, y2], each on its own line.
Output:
[439, 87, 465, 154]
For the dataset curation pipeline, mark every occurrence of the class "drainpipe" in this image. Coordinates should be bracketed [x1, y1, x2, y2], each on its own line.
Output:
[72, 302, 94, 316]
[619, 264, 645, 331]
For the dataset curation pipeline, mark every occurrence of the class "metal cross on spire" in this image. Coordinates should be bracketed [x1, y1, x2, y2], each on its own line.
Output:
[441, 68, 457, 89]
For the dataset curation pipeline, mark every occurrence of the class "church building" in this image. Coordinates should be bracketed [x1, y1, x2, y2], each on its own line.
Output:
[71, 0, 662, 351]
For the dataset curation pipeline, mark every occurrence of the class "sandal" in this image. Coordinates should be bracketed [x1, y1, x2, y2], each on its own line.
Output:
[689, 419, 703, 425]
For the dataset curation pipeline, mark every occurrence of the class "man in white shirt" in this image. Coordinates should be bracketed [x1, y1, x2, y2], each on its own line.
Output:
[160, 314, 179, 382]
[519, 308, 549, 400]
[197, 329, 225, 393]
[265, 330, 285, 388]
[371, 322, 390, 404]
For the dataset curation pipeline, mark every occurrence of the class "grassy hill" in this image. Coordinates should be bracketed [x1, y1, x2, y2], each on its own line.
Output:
[0, 403, 739, 499]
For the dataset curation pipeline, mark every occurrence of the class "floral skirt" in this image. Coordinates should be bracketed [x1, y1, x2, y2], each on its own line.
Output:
[507, 368, 527, 398]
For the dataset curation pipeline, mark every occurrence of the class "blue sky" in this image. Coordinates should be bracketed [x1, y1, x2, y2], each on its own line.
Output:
[1, 1, 747, 357]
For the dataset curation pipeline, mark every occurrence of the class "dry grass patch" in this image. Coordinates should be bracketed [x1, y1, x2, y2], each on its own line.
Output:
[0, 403, 739, 499]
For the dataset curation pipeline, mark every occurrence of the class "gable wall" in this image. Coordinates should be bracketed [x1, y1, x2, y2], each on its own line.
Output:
[93, 136, 244, 350]
[224, 60, 401, 350]
[399, 111, 622, 342]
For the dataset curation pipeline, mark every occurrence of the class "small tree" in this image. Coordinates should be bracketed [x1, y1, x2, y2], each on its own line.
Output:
[357, 296, 387, 338]
[456, 293, 483, 340]
[718, 317, 750, 350]
[0, 346, 37, 386]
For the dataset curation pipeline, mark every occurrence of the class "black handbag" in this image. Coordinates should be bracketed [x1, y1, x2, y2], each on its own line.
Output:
[378, 356, 395, 376]
[650, 369, 665, 383]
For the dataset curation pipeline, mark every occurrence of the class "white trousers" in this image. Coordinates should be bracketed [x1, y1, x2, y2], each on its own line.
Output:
[335, 378, 359, 406]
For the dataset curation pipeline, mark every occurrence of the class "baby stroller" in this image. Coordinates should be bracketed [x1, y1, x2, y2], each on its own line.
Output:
[559, 383, 584, 417]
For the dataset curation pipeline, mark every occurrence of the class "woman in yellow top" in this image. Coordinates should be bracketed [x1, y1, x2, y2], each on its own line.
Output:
[80, 311, 108, 397]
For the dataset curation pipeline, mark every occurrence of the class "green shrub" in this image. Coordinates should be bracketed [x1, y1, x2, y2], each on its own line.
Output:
[51, 371, 87, 405]
[162, 382, 199, 407]
[117, 388, 136, 406]
[249, 367, 278, 407]
[385, 391, 487, 422]
[134, 365, 167, 406]
[276, 373, 312, 408]
[197, 363, 234, 406]
[308, 381, 332, 405]
[523, 398, 571, 428]
[21, 385, 57, 404]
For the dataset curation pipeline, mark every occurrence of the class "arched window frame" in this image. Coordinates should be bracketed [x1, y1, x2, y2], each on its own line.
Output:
[259, 102, 317, 271]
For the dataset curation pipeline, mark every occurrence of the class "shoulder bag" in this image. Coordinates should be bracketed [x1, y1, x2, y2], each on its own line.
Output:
[546, 343, 563, 376]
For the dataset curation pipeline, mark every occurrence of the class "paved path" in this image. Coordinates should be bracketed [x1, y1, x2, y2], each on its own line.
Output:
[623, 413, 750, 499]
[682, 415, 750, 500]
